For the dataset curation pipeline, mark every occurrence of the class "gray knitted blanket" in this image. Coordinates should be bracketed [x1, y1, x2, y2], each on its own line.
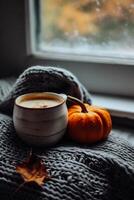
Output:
[0, 66, 134, 200]
[0, 66, 91, 114]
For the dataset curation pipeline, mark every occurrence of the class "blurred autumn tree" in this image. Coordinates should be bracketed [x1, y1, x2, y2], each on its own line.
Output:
[40, 0, 134, 43]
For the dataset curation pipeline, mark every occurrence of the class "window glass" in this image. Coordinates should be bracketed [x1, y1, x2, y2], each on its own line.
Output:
[39, 0, 134, 59]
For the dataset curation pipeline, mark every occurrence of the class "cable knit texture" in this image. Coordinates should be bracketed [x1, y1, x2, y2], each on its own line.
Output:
[0, 66, 134, 200]
[0, 66, 91, 114]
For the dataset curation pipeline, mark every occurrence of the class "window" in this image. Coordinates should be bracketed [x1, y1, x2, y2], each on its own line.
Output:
[28, 0, 134, 64]
[26, 0, 134, 97]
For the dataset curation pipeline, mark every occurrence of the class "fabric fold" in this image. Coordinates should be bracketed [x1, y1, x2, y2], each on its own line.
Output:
[0, 66, 92, 114]
[0, 66, 134, 200]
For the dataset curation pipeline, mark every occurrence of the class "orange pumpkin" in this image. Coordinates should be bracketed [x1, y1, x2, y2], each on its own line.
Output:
[67, 96, 112, 144]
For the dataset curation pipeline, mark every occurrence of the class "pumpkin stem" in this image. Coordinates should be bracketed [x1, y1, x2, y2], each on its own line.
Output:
[67, 95, 88, 113]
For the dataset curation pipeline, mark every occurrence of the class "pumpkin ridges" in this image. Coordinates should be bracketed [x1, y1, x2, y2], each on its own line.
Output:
[68, 115, 87, 142]
[99, 110, 112, 138]
[89, 105, 112, 139]
[68, 105, 81, 117]
[67, 99, 112, 144]
[84, 113, 104, 142]
[83, 104, 112, 139]
[68, 111, 104, 143]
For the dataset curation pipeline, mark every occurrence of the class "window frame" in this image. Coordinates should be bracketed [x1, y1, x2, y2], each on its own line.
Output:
[25, 0, 134, 97]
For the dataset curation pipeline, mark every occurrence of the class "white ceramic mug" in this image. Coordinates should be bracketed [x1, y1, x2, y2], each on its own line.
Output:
[13, 92, 68, 146]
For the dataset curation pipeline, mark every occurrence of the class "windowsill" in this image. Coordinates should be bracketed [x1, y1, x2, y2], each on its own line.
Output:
[92, 94, 134, 119]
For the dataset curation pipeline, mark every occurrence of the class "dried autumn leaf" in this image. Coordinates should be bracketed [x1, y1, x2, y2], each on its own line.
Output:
[16, 152, 50, 186]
